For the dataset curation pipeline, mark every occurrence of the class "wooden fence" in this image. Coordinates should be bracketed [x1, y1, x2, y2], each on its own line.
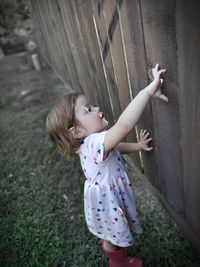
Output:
[31, 0, 200, 250]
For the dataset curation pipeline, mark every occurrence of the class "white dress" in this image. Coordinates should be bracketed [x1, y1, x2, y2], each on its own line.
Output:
[79, 131, 142, 247]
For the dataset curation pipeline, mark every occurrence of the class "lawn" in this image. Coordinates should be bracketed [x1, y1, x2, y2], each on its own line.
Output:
[0, 52, 200, 267]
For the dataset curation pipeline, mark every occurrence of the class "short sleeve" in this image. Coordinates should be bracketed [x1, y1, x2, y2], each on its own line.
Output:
[85, 131, 107, 164]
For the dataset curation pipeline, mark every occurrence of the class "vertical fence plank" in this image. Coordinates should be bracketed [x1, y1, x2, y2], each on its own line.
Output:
[91, 0, 122, 122]
[58, 0, 93, 96]
[102, 0, 130, 111]
[47, 0, 76, 87]
[176, 0, 200, 240]
[31, 1, 50, 65]
[33, 0, 78, 88]
[32, 1, 59, 67]
[140, 0, 184, 214]
[101, 0, 140, 166]
[70, 0, 114, 123]
[118, 0, 160, 182]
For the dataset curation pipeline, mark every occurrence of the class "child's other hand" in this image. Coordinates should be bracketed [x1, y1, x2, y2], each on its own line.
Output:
[138, 129, 153, 151]
[149, 63, 168, 103]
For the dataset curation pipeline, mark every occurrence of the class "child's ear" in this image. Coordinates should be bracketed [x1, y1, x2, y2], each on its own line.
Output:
[69, 126, 85, 139]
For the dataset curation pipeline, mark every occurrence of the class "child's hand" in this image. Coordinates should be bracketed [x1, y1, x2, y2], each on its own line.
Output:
[148, 63, 168, 103]
[138, 129, 153, 151]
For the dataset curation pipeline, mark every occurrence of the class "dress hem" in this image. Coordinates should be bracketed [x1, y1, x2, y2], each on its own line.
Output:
[88, 228, 134, 248]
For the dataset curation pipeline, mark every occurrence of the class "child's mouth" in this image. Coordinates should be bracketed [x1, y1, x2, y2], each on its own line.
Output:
[98, 112, 104, 119]
[99, 112, 108, 125]
[102, 114, 108, 125]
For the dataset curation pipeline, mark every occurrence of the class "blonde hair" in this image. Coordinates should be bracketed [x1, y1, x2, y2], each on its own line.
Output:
[46, 92, 82, 158]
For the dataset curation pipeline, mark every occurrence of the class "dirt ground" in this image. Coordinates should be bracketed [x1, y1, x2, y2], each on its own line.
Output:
[1, 52, 200, 267]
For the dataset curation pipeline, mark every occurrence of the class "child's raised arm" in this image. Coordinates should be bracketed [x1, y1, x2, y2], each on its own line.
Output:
[104, 64, 167, 158]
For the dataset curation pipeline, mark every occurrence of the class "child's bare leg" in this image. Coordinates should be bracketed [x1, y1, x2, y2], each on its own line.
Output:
[102, 239, 118, 252]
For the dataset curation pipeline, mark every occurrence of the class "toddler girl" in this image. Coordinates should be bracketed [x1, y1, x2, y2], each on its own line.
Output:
[46, 63, 168, 267]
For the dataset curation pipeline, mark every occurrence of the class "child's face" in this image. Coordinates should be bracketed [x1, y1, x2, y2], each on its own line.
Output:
[73, 95, 108, 137]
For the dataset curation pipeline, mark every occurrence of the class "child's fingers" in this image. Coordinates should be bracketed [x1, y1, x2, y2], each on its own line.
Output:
[144, 132, 150, 139]
[158, 69, 167, 77]
[152, 64, 166, 80]
[152, 64, 160, 76]
[154, 63, 159, 71]
[141, 132, 150, 140]
[140, 129, 146, 137]
[145, 137, 152, 143]
[142, 138, 152, 146]
[140, 130, 152, 143]
[145, 146, 154, 151]
[159, 94, 169, 103]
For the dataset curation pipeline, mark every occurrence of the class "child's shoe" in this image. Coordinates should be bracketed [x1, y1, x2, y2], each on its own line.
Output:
[104, 247, 143, 267]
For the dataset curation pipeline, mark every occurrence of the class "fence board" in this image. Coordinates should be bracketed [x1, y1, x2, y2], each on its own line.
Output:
[118, 0, 160, 185]
[38, 0, 79, 87]
[31, 2, 50, 65]
[102, 0, 130, 110]
[70, 0, 114, 123]
[101, 0, 140, 166]
[58, 0, 92, 96]
[140, 0, 184, 214]
[91, 0, 122, 121]
[34, 0, 77, 87]
[176, 0, 200, 240]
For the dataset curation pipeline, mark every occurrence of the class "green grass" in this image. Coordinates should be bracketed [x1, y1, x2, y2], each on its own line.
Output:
[0, 53, 200, 267]
[0, 56, 106, 267]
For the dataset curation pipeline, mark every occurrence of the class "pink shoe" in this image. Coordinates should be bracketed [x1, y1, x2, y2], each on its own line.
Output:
[104, 247, 143, 267]
[125, 256, 143, 267]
